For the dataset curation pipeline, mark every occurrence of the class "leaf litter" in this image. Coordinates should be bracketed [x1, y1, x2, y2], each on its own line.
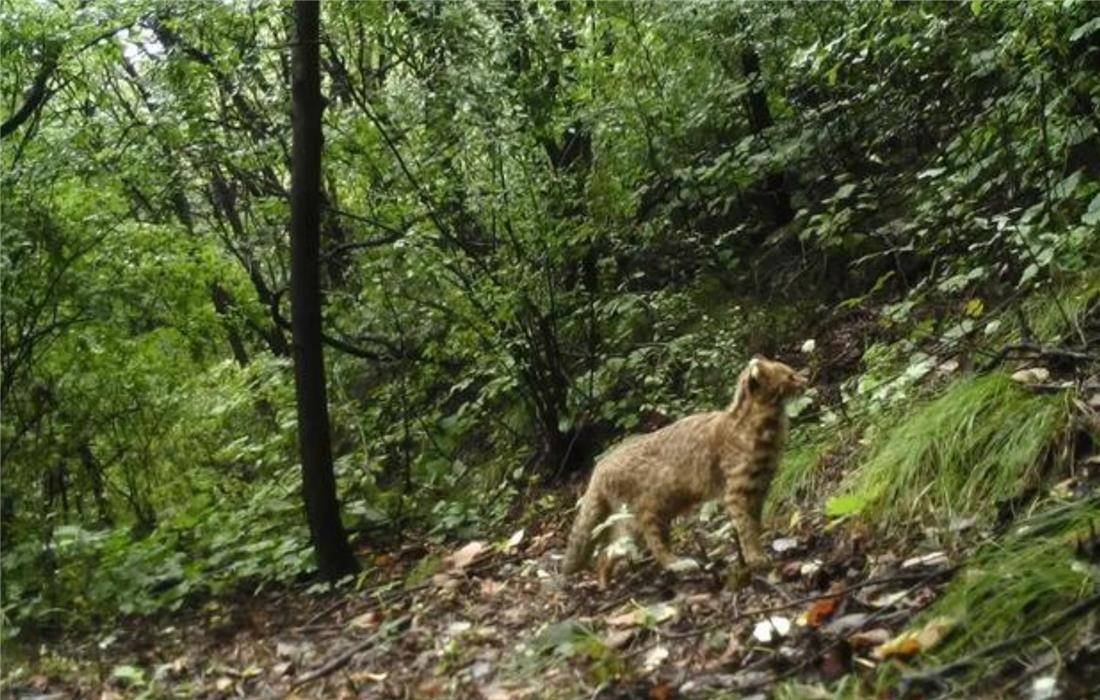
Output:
[0, 501, 1025, 698]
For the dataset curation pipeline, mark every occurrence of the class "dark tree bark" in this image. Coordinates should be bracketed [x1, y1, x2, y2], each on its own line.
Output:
[290, 0, 358, 581]
[1, 43, 61, 140]
[78, 442, 112, 527]
[741, 47, 793, 234]
[210, 283, 251, 367]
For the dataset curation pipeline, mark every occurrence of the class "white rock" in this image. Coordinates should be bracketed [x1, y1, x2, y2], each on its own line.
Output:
[771, 537, 799, 553]
[752, 616, 791, 643]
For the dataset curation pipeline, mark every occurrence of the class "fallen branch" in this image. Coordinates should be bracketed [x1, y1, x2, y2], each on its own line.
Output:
[980, 342, 1098, 372]
[734, 566, 957, 622]
[290, 615, 411, 690]
[302, 597, 351, 627]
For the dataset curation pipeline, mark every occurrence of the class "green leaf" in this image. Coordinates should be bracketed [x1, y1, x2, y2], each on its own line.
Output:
[1051, 170, 1082, 201]
[1082, 193, 1100, 226]
[1019, 263, 1040, 286]
[111, 664, 147, 686]
[835, 183, 856, 200]
[1069, 16, 1100, 43]
[826, 493, 867, 517]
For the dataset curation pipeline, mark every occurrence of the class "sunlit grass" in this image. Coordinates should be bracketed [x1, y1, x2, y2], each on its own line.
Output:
[828, 373, 1072, 529]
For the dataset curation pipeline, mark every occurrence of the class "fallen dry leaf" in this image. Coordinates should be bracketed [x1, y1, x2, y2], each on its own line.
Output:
[824, 613, 868, 636]
[416, 678, 446, 696]
[866, 589, 909, 608]
[607, 602, 678, 628]
[802, 597, 840, 628]
[849, 628, 891, 649]
[780, 561, 803, 580]
[1011, 367, 1051, 385]
[915, 616, 955, 649]
[450, 541, 489, 570]
[649, 679, 675, 700]
[483, 685, 524, 700]
[604, 628, 636, 649]
[901, 551, 949, 569]
[642, 645, 669, 671]
[872, 616, 955, 660]
[503, 528, 525, 551]
[348, 610, 381, 630]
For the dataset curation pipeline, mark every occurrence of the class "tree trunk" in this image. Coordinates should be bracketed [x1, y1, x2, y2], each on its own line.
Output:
[210, 283, 251, 367]
[290, 0, 358, 581]
[741, 47, 793, 235]
[77, 442, 112, 526]
[1, 42, 61, 140]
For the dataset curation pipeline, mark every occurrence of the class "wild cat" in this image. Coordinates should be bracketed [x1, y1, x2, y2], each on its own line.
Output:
[562, 356, 807, 587]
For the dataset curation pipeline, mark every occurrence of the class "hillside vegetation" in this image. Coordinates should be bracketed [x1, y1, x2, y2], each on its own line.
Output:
[2, 1, 1099, 697]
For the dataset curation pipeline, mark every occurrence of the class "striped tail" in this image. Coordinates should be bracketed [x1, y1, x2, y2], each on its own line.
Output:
[562, 492, 609, 575]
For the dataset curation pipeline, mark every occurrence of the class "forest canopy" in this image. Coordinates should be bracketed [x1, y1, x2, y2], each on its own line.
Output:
[2, 1, 1099, 697]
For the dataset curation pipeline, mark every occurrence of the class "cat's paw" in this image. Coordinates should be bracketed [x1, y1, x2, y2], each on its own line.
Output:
[666, 557, 701, 573]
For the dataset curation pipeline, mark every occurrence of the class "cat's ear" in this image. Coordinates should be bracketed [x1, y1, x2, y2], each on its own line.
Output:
[743, 358, 762, 394]
[747, 362, 762, 393]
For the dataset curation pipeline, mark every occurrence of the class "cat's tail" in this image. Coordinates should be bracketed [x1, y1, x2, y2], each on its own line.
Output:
[562, 490, 609, 575]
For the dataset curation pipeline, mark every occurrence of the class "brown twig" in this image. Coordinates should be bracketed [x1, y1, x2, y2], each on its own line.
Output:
[289, 615, 411, 690]
[980, 342, 1098, 372]
[752, 574, 795, 603]
[302, 597, 350, 627]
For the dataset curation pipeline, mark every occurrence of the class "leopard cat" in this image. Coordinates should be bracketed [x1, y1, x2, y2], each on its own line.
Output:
[561, 356, 808, 587]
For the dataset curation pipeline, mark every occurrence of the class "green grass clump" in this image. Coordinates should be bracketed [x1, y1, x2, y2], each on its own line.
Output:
[910, 497, 1100, 689]
[1025, 273, 1100, 344]
[829, 373, 1071, 529]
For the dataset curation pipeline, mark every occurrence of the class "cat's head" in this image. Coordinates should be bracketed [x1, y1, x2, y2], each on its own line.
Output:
[736, 356, 808, 404]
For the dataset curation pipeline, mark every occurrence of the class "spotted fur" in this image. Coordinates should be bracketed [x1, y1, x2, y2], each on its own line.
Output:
[562, 357, 808, 586]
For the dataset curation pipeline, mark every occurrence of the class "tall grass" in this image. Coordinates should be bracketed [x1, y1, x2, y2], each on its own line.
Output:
[908, 497, 1100, 692]
[1024, 270, 1100, 344]
[829, 373, 1072, 529]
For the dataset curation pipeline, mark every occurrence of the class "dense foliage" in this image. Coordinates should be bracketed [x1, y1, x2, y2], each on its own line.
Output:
[3, 0, 1098, 656]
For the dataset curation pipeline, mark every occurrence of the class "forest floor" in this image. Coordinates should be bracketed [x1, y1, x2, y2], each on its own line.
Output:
[11, 491, 1075, 700]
